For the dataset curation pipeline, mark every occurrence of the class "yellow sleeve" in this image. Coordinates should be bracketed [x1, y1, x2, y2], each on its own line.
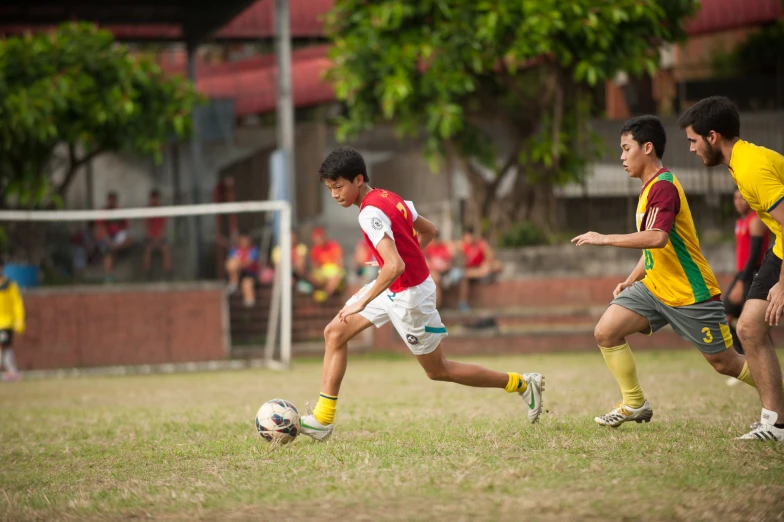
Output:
[752, 162, 784, 212]
[10, 283, 24, 334]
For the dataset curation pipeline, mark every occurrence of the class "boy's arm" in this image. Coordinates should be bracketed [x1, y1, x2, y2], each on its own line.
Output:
[572, 229, 669, 249]
[11, 283, 24, 334]
[574, 179, 676, 250]
[413, 215, 438, 250]
[338, 236, 403, 322]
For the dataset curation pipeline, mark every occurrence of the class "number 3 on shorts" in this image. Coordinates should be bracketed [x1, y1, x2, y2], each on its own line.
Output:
[701, 327, 713, 344]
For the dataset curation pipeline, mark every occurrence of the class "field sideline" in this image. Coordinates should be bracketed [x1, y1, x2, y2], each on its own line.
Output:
[2, 350, 784, 521]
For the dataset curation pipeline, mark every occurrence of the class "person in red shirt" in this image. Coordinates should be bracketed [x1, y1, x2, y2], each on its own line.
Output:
[94, 191, 133, 283]
[725, 189, 770, 356]
[297, 146, 544, 441]
[142, 190, 172, 279]
[309, 227, 346, 302]
[456, 227, 502, 311]
[424, 233, 460, 307]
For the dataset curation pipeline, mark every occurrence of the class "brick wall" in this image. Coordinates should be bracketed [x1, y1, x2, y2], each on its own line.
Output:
[442, 274, 734, 309]
[15, 283, 228, 370]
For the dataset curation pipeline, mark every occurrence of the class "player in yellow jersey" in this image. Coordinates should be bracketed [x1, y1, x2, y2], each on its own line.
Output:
[573, 115, 757, 428]
[678, 96, 784, 441]
[0, 259, 24, 381]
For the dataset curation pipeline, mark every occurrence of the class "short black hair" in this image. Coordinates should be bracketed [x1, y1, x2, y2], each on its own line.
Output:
[619, 115, 667, 159]
[150, 189, 161, 198]
[319, 146, 369, 183]
[676, 96, 740, 140]
[107, 191, 118, 199]
[463, 226, 475, 235]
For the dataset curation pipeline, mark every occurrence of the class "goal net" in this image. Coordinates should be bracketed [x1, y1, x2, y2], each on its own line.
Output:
[0, 201, 293, 371]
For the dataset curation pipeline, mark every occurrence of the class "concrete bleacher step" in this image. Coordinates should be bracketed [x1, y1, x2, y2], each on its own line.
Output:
[228, 288, 345, 345]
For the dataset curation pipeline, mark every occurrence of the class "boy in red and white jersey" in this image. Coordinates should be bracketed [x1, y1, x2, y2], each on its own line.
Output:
[299, 147, 545, 441]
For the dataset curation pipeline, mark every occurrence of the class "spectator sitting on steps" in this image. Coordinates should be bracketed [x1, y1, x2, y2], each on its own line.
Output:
[95, 191, 133, 283]
[456, 227, 502, 312]
[309, 227, 345, 303]
[271, 230, 312, 294]
[225, 234, 260, 307]
[142, 189, 172, 279]
[424, 232, 462, 307]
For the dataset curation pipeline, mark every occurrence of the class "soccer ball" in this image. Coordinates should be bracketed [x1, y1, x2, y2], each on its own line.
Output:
[255, 399, 300, 444]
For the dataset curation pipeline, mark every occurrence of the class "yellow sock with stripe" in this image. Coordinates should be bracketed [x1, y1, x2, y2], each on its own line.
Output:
[313, 393, 338, 426]
[735, 360, 784, 389]
[736, 361, 756, 388]
[505, 372, 527, 393]
[599, 343, 645, 409]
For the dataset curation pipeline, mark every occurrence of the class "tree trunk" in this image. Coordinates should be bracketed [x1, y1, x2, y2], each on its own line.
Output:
[56, 145, 103, 198]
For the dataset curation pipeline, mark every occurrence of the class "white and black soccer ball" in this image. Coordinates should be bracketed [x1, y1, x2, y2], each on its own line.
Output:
[255, 399, 300, 444]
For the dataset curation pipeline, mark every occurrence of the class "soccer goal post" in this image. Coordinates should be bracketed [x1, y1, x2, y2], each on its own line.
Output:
[0, 201, 293, 370]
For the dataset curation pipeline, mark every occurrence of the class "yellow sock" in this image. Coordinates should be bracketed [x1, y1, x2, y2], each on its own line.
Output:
[599, 343, 645, 408]
[736, 361, 756, 388]
[313, 393, 338, 426]
[505, 372, 527, 393]
[735, 360, 784, 389]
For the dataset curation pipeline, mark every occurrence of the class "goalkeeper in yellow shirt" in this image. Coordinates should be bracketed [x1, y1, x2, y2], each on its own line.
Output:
[0, 259, 24, 381]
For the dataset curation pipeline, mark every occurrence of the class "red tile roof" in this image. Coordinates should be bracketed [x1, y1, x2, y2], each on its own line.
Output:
[194, 45, 334, 116]
[214, 0, 334, 39]
[685, 0, 782, 35]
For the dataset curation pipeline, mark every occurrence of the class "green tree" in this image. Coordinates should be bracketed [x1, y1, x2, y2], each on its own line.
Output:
[326, 0, 696, 236]
[0, 22, 202, 210]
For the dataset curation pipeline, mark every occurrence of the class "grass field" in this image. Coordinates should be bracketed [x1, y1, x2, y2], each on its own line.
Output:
[2, 350, 784, 521]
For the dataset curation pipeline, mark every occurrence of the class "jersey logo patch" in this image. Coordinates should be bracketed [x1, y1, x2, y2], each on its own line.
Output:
[406, 334, 419, 345]
[371, 217, 383, 230]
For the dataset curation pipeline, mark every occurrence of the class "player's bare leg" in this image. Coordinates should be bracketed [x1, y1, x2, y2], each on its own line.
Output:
[320, 313, 373, 396]
[701, 349, 748, 380]
[593, 305, 655, 427]
[240, 276, 255, 307]
[300, 313, 373, 441]
[736, 299, 784, 440]
[416, 344, 545, 422]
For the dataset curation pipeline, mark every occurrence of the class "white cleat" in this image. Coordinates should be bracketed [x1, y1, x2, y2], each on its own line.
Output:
[520, 373, 545, 423]
[595, 400, 654, 427]
[299, 402, 334, 441]
[736, 409, 784, 441]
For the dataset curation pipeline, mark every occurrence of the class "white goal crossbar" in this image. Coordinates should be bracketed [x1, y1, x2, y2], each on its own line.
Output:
[0, 201, 293, 369]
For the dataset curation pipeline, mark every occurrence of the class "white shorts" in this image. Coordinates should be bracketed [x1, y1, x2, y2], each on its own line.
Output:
[347, 276, 447, 355]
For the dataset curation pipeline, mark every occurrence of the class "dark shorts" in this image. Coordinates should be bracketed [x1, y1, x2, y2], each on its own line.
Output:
[240, 268, 258, 282]
[747, 248, 782, 301]
[0, 329, 14, 348]
[145, 236, 168, 247]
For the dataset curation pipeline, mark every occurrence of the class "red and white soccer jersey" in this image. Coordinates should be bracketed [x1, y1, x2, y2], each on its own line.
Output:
[346, 188, 447, 355]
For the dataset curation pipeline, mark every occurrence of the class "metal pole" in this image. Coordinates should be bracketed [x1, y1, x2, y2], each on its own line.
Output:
[275, 0, 297, 226]
[279, 205, 292, 367]
[187, 45, 205, 277]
